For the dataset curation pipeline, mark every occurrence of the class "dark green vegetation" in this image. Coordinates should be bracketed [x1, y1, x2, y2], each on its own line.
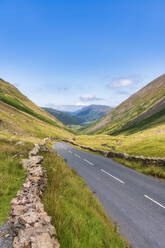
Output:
[0, 93, 59, 127]
[113, 106, 165, 136]
[0, 79, 73, 139]
[85, 74, 165, 135]
[73, 104, 112, 122]
[43, 107, 83, 125]
[0, 138, 33, 224]
[42, 150, 129, 248]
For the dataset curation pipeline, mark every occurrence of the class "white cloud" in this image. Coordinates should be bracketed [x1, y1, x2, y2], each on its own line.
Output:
[79, 95, 103, 102]
[108, 78, 134, 88]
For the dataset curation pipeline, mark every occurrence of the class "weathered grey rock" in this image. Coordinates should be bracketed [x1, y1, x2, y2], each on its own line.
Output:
[29, 144, 40, 157]
[30, 156, 43, 164]
[9, 142, 60, 248]
[63, 138, 165, 167]
[0, 221, 13, 248]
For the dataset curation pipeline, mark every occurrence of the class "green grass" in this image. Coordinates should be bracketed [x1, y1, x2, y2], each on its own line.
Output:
[42, 150, 129, 248]
[71, 132, 165, 178]
[0, 138, 33, 224]
[0, 93, 60, 127]
[112, 107, 165, 136]
[113, 158, 165, 179]
[84, 75, 165, 135]
[75, 129, 165, 158]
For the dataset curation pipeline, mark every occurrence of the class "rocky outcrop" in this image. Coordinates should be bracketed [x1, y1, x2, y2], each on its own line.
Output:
[62, 139, 165, 167]
[9, 143, 60, 248]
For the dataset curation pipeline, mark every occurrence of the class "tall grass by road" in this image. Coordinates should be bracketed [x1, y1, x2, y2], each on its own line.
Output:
[42, 150, 129, 248]
[113, 158, 165, 179]
[0, 137, 33, 224]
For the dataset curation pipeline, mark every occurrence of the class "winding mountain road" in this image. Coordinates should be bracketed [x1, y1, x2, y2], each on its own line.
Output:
[54, 142, 165, 248]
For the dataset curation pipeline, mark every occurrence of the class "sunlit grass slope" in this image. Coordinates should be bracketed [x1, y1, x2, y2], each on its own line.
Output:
[42, 150, 129, 248]
[74, 124, 165, 178]
[0, 78, 63, 125]
[0, 78, 73, 139]
[75, 121, 165, 158]
[85, 74, 165, 135]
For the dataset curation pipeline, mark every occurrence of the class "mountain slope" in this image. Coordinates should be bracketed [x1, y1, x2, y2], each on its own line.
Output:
[73, 104, 112, 122]
[86, 74, 165, 134]
[0, 78, 72, 139]
[42, 107, 83, 125]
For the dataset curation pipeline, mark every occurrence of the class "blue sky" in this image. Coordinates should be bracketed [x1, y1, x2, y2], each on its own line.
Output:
[0, 0, 165, 109]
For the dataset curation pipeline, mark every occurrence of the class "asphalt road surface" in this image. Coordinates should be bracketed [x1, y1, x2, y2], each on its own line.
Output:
[54, 142, 165, 248]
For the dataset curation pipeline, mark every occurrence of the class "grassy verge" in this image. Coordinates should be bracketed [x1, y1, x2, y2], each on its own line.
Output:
[63, 139, 165, 179]
[113, 158, 165, 179]
[42, 150, 129, 248]
[0, 137, 33, 224]
[74, 131, 165, 158]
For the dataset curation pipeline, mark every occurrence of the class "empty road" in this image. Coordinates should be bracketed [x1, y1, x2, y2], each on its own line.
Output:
[54, 142, 165, 248]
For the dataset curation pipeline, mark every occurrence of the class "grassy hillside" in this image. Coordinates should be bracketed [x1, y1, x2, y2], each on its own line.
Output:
[43, 107, 83, 125]
[85, 74, 165, 135]
[0, 79, 129, 247]
[0, 78, 73, 139]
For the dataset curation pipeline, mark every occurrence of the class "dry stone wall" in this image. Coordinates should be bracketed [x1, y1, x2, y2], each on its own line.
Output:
[10, 142, 60, 248]
[62, 139, 165, 166]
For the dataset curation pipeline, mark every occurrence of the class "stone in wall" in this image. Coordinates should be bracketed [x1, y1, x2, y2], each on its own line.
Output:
[10, 143, 60, 248]
[62, 139, 165, 167]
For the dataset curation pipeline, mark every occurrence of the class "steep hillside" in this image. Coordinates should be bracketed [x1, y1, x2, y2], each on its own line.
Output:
[0, 78, 72, 139]
[0, 79, 128, 248]
[73, 104, 112, 122]
[43, 107, 83, 125]
[86, 74, 165, 134]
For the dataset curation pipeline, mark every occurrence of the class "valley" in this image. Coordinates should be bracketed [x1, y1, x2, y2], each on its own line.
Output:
[1, 1, 165, 247]
[0, 79, 129, 248]
[1, 74, 165, 248]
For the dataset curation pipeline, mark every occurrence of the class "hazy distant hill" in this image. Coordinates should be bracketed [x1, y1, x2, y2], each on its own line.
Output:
[73, 104, 112, 122]
[85, 74, 165, 135]
[43, 104, 112, 125]
[42, 107, 83, 125]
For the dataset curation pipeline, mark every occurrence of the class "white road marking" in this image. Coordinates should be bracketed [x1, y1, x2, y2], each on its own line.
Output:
[68, 151, 73, 154]
[100, 169, 125, 184]
[144, 195, 165, 209]
[83, 159, 95, 166]
[74, 153, 81, 158]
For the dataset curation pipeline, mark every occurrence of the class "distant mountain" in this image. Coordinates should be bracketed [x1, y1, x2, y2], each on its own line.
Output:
[73, 104, 112, 122]
[85, 74, 165, 135]
[43, 104, 112, 125]
[42, 108, 83, 125]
